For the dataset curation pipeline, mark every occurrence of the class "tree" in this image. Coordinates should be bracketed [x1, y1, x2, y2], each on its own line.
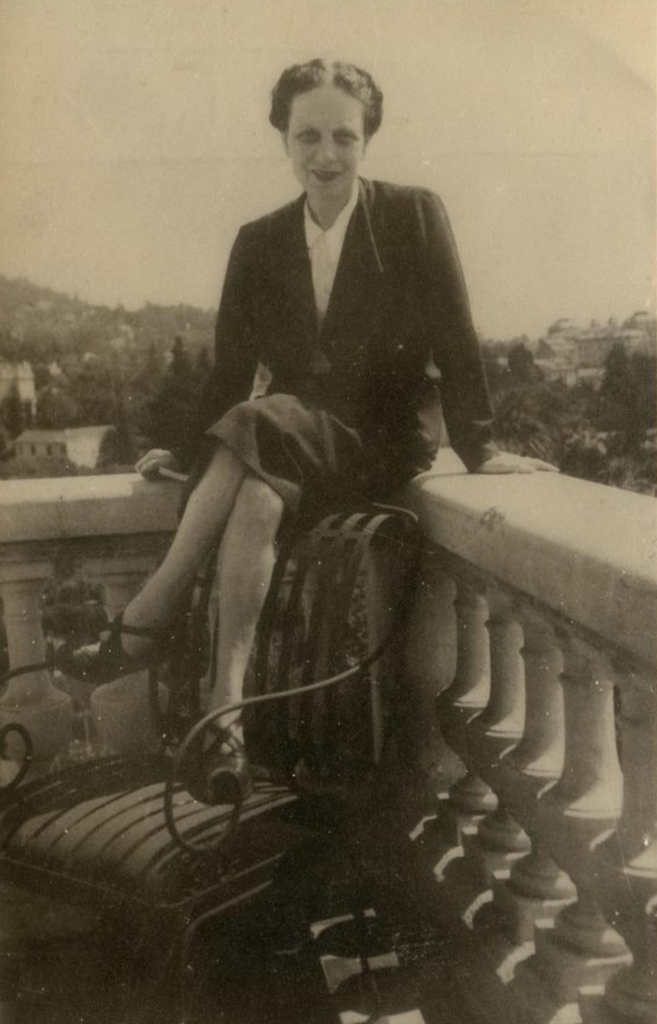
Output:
[130, 344, 166, 454]
[135, 343, 165, 388]
[492, 383, 567, 464]
[0, 330, 20, 362]
[147, 336, 198, 452]
[171, 335, 194, 380]
[68, 362, 115, 425]
[194, 346, 212, 384]
[600, 344, 632, 403]
[0, 423, 11, 461]
[0, 383, 25, 438]
[597, 345, 656, 443]
[36, 384, 80, 429]
[111, 377, 137, 466]
[507, 343, 540, 383]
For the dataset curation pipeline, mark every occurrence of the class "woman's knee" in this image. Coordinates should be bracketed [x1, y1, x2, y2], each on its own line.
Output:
[205, 441, 243, 476]
[233, 474, 284, 533]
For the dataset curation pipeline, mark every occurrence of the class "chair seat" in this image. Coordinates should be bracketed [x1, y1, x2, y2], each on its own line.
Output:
[0, 757, 310, 914]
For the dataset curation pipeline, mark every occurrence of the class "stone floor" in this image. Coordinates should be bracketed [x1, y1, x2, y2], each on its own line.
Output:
[2, 784, 550, 1024]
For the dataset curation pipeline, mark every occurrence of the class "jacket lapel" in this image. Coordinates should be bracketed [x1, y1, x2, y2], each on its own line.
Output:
[277, 196, 317, 343]
[275, 179, 385, 352]
[319, 179, 385, 349]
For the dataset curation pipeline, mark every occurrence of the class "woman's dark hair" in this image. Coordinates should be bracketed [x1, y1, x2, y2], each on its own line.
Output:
[270, 59, 383, 140]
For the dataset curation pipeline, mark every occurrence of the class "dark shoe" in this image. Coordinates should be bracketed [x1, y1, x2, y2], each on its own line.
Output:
[54, 611, 168, 685]
[183, 727, 253, 806]
[204, 748, 253, 805]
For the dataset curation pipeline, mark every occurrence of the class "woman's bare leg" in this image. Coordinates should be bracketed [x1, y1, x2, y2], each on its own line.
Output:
[210, 474, 285, 739]
[119, 444, 246, 657]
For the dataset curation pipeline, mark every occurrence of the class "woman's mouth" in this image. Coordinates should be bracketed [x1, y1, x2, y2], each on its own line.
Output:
[312, 170, 341, 183]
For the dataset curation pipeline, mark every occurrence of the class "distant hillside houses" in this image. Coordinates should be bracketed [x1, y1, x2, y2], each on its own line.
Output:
[534, 312, 655, 386]
[0, 274, 215, 357]
[14, 426, 113, 468]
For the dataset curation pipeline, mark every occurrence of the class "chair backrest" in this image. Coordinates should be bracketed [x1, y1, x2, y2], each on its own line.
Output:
[163, 504, 419, 851]
[246, 506, 419, 803]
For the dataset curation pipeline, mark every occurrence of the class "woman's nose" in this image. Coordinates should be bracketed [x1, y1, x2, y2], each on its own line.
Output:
[315, 136, 337, 164]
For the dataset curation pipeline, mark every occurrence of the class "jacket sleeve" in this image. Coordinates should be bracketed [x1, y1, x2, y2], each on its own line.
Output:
[415, 191, 499, 471]
[173, 226, 260, 470]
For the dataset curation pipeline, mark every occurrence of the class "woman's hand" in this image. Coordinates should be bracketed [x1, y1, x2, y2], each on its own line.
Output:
[474, 452, 559, 474]
[135, 449, 181, 480]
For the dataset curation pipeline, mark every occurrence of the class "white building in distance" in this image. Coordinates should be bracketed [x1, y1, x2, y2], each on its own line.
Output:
[13, 426, 113, 468]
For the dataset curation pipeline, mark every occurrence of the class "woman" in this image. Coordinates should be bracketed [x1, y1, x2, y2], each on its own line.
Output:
[57, 59, 555, 794]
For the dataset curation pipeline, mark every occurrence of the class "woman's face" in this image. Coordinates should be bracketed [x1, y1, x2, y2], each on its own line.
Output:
[284, 85, 367, 213]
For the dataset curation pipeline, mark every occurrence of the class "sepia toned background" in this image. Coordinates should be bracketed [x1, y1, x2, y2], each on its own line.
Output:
[0, 0, 654, 338]
[0, 7, 656, 1022]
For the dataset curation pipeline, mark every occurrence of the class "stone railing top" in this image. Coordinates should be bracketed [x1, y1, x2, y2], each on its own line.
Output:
[1, 456, 655, 665]
[0, 474, 181, 544]
[406, 458, 657, 667]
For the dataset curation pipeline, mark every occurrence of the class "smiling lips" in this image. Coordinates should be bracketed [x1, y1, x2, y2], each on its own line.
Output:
[312, 170, 341, 182]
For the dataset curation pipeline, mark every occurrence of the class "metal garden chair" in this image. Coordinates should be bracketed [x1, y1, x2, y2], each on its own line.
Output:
[0, 502, 419, 1023]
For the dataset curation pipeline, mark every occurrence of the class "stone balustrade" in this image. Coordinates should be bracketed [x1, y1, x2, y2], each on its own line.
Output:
[0, 459, 655, 1023]
[0, 474, 179, 762]
[405, 465, 657, 1024]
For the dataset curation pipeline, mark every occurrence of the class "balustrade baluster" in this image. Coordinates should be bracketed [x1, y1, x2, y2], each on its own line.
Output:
[403, 553, 460, 788]
[437, 576, 490, 752]
[463, 590, 529, 883]
[0, 566, 73, 764]
[469, 590, 525, 775]
[580, 670, 657, 1024]
[439, 577, 497, 824]
[493, 607, 575, 943]
[83, 560, 167, 760]
[532, 633, 629, 1001]
[507, 608, 565, 787]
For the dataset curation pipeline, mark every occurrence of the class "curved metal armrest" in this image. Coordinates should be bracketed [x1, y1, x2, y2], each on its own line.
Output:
[0, 723, 34, 798]
[163, 650, 395, 858]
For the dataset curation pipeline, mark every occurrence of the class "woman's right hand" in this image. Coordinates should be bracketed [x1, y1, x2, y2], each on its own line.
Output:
[135, 449, 181, 480]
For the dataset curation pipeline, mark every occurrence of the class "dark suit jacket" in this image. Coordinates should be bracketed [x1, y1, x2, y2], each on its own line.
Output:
[180, 178, 497, 487]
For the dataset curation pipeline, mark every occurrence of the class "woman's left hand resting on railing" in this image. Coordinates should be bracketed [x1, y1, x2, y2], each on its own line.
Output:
[135, 448, 181, 480]
[474, 452, 559, 474]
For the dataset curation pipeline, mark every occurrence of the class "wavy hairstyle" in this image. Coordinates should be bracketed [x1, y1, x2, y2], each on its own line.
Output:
[269, 59, 383, 140]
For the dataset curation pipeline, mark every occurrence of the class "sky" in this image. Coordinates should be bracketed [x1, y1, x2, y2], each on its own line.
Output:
[0, 0, 655, 339]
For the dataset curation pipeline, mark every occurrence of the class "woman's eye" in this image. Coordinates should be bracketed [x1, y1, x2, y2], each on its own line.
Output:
[298, 132, 319, 144]
[335, 133, 356, 145]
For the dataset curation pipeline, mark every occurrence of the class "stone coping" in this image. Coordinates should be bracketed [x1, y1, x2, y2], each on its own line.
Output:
[406, 462, 657, 667]
[1, 455, 655, 665]
[0, 474, 181, 543]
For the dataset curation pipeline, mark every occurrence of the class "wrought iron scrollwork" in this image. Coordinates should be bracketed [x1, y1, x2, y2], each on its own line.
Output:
[0, 722, 33, 796]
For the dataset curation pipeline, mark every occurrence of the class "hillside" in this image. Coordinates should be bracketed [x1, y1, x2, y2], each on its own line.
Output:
[0, 275, 216, 362]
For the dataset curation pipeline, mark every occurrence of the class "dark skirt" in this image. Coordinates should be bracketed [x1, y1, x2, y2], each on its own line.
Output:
[206, 394, 374, 527]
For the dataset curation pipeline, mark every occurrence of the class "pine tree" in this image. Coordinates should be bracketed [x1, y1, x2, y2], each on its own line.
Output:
[194, 346, 212, 384]
[507, 342, 539, 383]
[0, 383, 25, 439]
[36, 385, 79, 429]
[171, 335, 193, 380]
[147, 336, 198, 452]
[110, 356, 137, 466]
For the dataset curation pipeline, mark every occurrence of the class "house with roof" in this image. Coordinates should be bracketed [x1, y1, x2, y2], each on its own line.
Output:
[535, 312, 655, 388]
[13, 426, 113, 468]
[535, 328, 579, 386]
